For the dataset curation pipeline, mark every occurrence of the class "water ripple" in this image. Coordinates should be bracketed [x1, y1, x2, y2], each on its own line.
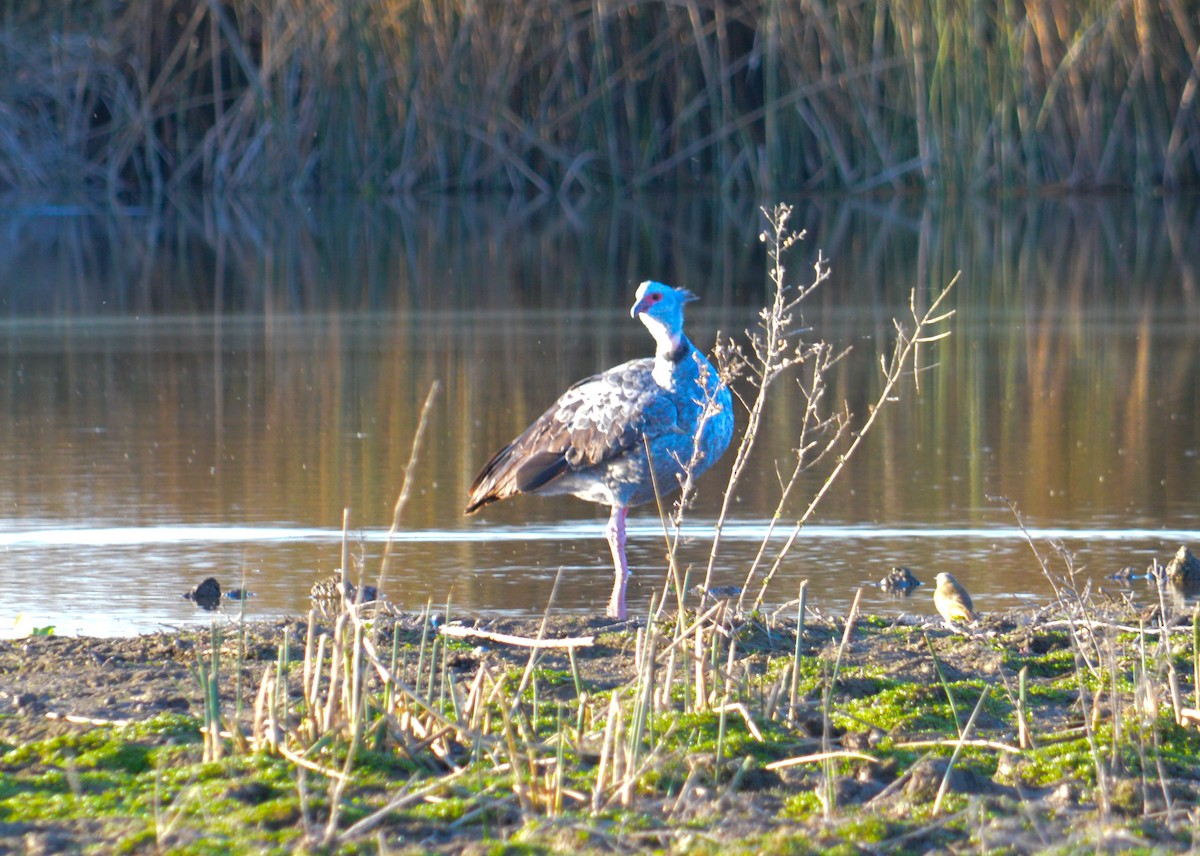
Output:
[0, 522, 1196, 547]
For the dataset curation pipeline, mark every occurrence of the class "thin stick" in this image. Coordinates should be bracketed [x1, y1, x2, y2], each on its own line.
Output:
[788, 581, 807, 727]
[378, 380, 441, 594]
[505, 566, 564, 724]
[933, 685, 991, 814]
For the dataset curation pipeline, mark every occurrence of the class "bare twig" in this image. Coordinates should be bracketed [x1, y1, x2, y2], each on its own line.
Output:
[750, 272, 960, 610]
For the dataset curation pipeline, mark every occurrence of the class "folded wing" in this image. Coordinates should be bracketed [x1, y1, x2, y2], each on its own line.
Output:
[464, 358, 679, 512]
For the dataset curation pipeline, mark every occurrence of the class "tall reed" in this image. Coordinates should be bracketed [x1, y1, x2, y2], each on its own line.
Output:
[3, 0, 1196, 196]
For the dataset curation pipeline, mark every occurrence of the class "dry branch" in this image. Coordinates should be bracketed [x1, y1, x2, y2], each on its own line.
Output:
[438, 625, 594, 649]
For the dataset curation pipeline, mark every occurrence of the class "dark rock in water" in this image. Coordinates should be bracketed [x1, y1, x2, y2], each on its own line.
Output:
[185, 577, 222, 609]
[880, 567, 921, 593]
[1164, 545, 1200, 584]
[310, 570, 378, 606]
[693, 585, 742, 600]
[1110, 566, 1141, 583]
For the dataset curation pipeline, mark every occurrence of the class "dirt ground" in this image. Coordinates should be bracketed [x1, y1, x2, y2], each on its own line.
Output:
[0, 610, 1012, 744]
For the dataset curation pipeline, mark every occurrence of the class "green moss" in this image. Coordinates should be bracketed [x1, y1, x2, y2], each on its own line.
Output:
[831, 814, 892, 844]
[780, 789, 822, 819]
[1000, 632, 1077, 677]
[530, 668, 576, 688]
[1153, 721, 1200, 770]
[1018, 734, 1102, 788]
[1022, 683, 1075, 707]
[0, 728, 317, 853]
[77, 741, 154, 774]
[740, 831, 826, 855]
[110, 828, 158, 855]
[836, 680, 989, 733]
[344, 746, 422, 779]
[855, 615, 895, 630]
[3, 715, 204, 771]
[410, 793, 474, 823]
[760, 654, 796, 684]
[127, 712, 205, 742]
[661, 710, 797, 765]
[484, 843, 553, 856]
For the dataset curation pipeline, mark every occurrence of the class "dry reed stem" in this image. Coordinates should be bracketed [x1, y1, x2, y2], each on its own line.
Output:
[703, 203, 839, 608]
[710, 701, 764, 741]
[504, 566, 563, 727]
[603, 720, 682, 813]
[44, 712, 134, 728]
[893, 738, 1023, 755]
[277, 743, 348, 782]
[378, 380, 440, 593]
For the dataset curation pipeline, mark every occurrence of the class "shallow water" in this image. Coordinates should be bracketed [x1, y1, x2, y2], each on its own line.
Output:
[1, 194, 1198, 637]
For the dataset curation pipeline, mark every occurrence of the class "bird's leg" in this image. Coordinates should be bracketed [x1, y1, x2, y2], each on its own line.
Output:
[604, 506, 630, 619]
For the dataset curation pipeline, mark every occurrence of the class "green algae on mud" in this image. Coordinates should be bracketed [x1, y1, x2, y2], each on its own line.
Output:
[2, 603, 1200, 854]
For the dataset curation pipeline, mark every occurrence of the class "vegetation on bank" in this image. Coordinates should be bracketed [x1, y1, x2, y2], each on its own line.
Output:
[3, 597, 1200, 853]
[2, 0, 1198, 197]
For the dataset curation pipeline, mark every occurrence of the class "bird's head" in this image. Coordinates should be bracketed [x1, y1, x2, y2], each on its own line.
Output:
[631, 281, 697, 353]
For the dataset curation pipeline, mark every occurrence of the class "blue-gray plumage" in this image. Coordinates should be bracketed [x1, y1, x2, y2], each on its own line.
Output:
[465, 281, 735, 619]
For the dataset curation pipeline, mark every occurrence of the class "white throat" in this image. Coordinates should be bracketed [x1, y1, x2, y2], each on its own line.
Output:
[640, 314, 683, 359]
[640, 314, 688, 388]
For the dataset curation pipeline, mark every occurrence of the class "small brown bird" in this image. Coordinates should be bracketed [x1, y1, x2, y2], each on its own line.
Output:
[933, 572, 977, 625]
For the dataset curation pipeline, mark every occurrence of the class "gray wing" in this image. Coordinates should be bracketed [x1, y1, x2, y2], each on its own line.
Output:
[464, 358, 679, 512]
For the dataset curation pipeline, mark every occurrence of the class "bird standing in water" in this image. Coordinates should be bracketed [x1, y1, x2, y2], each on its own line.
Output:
[933, 572, 978, 626]
[465, 281, 735, 619]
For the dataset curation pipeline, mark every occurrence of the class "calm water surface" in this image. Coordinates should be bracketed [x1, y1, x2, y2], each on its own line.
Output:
[1, 195, 1197, 636]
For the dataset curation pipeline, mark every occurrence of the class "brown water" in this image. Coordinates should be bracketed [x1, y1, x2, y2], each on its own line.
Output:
[1, 195, 1198, 636]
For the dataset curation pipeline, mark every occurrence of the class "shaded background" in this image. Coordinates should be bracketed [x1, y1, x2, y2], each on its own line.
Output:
[1, 1, 1198, 197]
